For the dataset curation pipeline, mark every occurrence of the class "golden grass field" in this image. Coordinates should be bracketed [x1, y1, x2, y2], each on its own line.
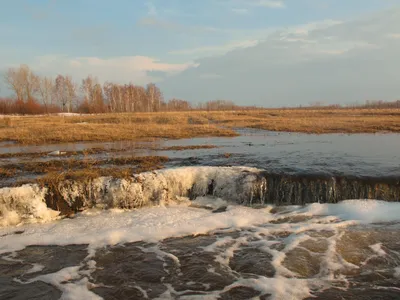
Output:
[0, 108, 399, 144]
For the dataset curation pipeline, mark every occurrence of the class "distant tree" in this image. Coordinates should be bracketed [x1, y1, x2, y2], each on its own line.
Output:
[38, 76, 54, 113]
[4, 64, 39, 102]
[54, 75, 76, 112]
[146, 83, 163, 112]
[81, 75, 105, 113]
[167, 98, 191, 111]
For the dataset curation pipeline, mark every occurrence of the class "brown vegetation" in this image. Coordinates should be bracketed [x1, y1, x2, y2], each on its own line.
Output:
[4, 156, 168, 175]
[0, 109, 399, 146]
[5, 155, 169, 187]
[0, 168, 16, 179]
[0, 113, 237, 144]
[205, 109, 400, 134]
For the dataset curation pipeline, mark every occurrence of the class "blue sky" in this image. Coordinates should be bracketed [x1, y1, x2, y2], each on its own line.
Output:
[1, 0, 400, 105]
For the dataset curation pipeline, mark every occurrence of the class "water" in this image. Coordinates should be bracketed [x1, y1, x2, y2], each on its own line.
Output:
[1, 130, 400, 299]
[2, 129, 399, 177]
[161, 129, 400, 177]
[2, 201, 400, 299]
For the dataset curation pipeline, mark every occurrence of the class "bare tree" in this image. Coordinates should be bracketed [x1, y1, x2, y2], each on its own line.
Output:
[65, 76, 76, 113]
[54, 75, 67, 111]
[81, 75, 104, 112]
[168, 99, 192, 111]
[81, 75, 95, 104]
[103, 81, 116, 112]
[38, 76, 54, 113]
[4, 64, 39, 102]
[146, 83, 163, 112]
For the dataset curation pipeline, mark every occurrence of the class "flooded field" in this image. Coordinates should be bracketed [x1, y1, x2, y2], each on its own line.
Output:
[1, 129, 400, 177]
[1, 129, 400, 299]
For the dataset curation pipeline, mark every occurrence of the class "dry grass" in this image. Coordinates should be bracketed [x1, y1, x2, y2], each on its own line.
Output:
[205, 109, 400, 134]
[8, 155, 169, 187]
[4, 156, 169, 177]
[0, 167, 16, 178]
[0, 113, 236, 145]
[0, 109, 399, 145]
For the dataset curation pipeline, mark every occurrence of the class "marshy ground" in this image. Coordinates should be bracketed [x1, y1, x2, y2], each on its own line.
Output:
[0, 108, 400, 145]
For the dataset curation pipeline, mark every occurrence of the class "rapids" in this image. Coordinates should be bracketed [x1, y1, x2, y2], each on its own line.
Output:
[1, 199, 400, 299]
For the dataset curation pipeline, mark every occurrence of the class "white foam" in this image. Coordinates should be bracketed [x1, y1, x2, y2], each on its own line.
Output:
[299, 200, 400, 223]
[370, 243, 386, 256]
[0, 204, 273, 255]
[24, 263, 45, 274]
[2, 199, 400, 255]
[3, 199, 400, 300]
[223, 277, 312, 300]
[21, 266, 101, 300]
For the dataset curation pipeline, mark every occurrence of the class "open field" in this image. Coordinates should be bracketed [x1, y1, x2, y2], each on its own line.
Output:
[208, 108, 400, 134]
[0, 108, 400, 144]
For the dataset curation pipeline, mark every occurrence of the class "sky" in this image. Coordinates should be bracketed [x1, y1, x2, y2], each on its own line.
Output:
[1, 0, 400, 106]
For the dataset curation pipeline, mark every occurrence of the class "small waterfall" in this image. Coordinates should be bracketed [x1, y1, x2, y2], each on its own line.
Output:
[0, 166, 399, 226]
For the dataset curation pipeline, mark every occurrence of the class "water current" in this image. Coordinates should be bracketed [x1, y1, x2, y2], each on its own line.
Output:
[0, 129, 399, 299]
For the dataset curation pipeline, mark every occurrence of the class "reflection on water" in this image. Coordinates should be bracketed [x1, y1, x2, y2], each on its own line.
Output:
[2, 129, 399, 177]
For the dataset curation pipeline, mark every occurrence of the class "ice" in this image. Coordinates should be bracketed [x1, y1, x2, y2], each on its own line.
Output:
[190, 196, 228, 210]
[0, 184, 60, 227]
[0, 166, 266, 227]
[48, 150, 67, 156]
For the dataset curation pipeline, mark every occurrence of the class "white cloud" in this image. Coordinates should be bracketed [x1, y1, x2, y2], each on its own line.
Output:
[169, 40, 259, 56]
[28, 55, 198, 85]
[160, 8, 400, 106]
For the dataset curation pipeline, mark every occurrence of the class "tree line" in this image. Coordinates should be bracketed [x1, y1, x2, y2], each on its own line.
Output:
[1, 64, 243, 115]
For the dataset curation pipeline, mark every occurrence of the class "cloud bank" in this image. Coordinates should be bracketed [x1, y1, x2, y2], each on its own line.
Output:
[160, 8, 400, 106]
[15, 55, 198, 85]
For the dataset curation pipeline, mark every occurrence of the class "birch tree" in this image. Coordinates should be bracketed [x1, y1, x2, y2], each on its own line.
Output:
[38, 76, 54, 113]
[4, 65, 39, 102]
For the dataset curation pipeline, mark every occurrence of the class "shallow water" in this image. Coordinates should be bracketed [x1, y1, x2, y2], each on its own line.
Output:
[1, 129, 399, 177]
[161, 129, 400, 177]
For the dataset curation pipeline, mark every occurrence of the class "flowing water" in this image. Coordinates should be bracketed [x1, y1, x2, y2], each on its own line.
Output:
[1, 130, 400, 299]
